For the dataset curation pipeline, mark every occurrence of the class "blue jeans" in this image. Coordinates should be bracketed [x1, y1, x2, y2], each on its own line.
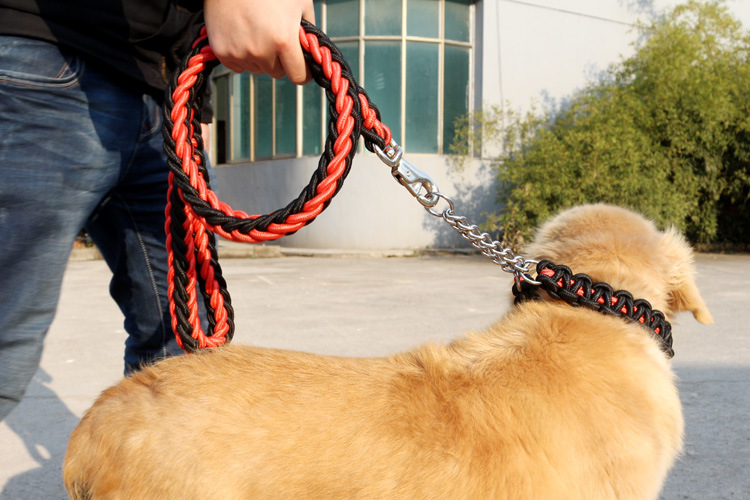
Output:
[0, 36, 187, 420]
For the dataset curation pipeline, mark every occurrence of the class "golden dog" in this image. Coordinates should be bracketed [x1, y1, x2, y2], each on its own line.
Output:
[64, 204, 712, 499]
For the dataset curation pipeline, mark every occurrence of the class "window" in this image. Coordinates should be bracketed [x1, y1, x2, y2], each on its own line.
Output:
[211, 0, 472, 163]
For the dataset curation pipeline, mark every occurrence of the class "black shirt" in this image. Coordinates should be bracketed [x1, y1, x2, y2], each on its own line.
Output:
[0, 0, 208, 110]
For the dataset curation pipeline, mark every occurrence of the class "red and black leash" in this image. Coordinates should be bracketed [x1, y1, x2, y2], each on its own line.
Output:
[162, 20, 392, 352]
[162, 20, 674, 358]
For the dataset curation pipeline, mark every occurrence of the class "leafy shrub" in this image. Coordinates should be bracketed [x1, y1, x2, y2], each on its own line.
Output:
[451, 1, 750, 249]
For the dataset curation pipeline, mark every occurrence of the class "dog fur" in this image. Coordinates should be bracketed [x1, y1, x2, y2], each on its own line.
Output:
[63, 204, 712, 499]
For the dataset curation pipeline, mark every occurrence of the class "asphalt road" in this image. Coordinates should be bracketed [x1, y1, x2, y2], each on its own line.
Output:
[0, 252, 747, 499]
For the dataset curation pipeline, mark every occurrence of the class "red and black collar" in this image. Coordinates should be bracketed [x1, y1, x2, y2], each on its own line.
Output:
[513, 260, 674, 358]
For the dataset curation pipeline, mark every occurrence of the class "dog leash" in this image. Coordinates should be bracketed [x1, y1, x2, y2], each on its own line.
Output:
[163, 21, 391, 351]
[162, 20, 672, 357]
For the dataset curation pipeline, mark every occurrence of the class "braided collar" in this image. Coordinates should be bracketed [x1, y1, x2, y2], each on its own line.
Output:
[512, 260, 674, 358]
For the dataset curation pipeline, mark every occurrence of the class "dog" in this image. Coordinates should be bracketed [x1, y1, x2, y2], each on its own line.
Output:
[64, 204, 712, 499]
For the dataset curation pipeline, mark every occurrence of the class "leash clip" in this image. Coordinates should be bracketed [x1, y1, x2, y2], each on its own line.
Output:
[374, 140, 541, 286]
[514, 270, 541, 288]
[374, 141, 440, 208]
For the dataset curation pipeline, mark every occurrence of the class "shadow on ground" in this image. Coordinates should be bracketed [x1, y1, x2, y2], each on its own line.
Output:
[1, 369, 78, 500]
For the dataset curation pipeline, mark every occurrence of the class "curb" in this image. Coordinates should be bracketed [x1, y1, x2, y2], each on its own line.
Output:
[68, 242, 283, 262]
[68, 241, 481, 262]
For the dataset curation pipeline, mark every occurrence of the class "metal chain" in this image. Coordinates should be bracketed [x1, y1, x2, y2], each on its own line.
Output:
[374, 141, 540, 284]
[430, 195, 540, 283]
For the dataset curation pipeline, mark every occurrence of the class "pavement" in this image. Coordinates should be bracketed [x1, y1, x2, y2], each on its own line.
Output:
[0, 247, 748, 500]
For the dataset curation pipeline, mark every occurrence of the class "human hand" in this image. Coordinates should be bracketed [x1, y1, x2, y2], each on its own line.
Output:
[203, 0, 316, 84]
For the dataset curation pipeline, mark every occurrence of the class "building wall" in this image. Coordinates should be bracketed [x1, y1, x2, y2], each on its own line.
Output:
[215, 154, 498, 249]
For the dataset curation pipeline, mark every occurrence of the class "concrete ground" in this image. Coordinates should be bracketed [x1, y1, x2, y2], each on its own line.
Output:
[0, 250, 747, 499]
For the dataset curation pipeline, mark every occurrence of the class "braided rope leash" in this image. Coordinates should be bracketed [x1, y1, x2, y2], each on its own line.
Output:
[163, 21, 392, 351]
[163, 21, 674, 358]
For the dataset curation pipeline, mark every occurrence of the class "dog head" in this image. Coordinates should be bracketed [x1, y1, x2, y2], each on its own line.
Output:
[523, 204, 713, 324]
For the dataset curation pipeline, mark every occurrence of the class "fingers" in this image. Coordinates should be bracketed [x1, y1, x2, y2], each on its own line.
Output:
[279, 39, 310, 85]
[269, 2, 315, 84]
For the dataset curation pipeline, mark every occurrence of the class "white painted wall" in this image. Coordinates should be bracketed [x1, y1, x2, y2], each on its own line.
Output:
[215, 155, 499, 249]
[480, 0, 750, 116]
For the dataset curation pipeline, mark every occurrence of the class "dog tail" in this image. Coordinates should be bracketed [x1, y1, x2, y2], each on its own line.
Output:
[63, 400, 106, 500]
[65, 479, 93, 500]
[64, 446, 94, 500]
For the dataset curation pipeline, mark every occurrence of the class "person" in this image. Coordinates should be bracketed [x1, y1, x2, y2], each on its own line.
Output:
[0, 0, 315, 421]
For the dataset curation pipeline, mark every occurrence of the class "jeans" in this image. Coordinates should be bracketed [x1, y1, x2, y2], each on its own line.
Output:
[0, 36, 187, 420]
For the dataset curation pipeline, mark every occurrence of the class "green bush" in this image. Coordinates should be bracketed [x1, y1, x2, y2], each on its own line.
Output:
[451, 0, 750, 249]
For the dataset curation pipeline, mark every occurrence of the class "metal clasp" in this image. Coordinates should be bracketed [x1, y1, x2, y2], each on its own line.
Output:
[374, 141, 440, 208]
[373, 140, 542, 285]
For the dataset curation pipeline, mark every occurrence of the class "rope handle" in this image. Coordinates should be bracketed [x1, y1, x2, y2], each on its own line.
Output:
[163, 21, 392, 351]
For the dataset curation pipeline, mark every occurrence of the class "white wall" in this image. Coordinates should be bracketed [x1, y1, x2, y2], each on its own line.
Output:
[215, 154, 499, 250]
[480, 0, 750, 116]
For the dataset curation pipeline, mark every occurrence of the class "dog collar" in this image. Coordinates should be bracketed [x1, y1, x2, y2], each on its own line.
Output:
[513, 260, 674, 358]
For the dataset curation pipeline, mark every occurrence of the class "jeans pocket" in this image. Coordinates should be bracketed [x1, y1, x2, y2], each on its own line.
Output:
[0, 36, 84, 88]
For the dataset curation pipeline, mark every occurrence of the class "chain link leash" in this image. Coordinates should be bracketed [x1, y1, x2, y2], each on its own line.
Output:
[373, 140, 540, 285]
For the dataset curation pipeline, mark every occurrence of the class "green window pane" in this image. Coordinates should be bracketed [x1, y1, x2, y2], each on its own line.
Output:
[303, 84, 322, 156]
[335, 41, 360, 83]
[445, 0, 471, 42]
[443, 45, 470, 152]
[365, 41, 401, 145]
[231, 73, 250, 160]
[213, 75, 229, 164]
[407, 0, 439, 38]
[365, 0, 402, 36]
[327, 0, 359, 37]
[405, 42, 438, 153]
[254, 75, 273, 159]
[275, 77, 297, 156]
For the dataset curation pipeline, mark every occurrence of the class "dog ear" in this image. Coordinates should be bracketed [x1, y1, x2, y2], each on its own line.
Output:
[670, 274, 714, 324]
[661, 227, 714, 324]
